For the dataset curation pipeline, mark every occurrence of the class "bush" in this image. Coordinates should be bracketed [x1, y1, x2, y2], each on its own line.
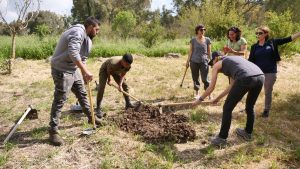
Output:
[264, 10, 298, 57]
[112, 11, 136, 39]
[141, 20, 164, 48]
[178, 1, 244, 39]
[35, 24, 51, 41]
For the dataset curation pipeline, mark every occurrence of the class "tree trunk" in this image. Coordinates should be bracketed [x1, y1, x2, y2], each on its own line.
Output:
[8, 32, 16, 74]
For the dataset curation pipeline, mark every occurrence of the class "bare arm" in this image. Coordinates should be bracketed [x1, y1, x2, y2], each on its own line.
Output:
[207, 43, 211, 59]
[213, 78, 235, 103]
[193, 61, 221, 106]
[291, 31, 300, 41]
[186, 43, 193, 68]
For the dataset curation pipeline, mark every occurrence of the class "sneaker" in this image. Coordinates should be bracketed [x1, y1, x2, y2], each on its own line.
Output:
[211, 135, 227, 147]
[125, 102, 135, 109]
[49, 131, 64, 146]
[95, 108, 106, 118]
[70, 103, 82, 111]
[236, 128, 251, 141]
[88, 115, 103, 126]
[261, 110, 269, 118]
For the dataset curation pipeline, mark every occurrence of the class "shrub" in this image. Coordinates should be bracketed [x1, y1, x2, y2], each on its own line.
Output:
[141, 20, 164, 48]
[112, 11, 136, 39]
[264, 10, 298, 57]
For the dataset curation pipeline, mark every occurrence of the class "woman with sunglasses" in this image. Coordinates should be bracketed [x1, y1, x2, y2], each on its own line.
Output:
[186, 24, 211, 98]
[224, 26, 247, 57]
[248, 26, 300, 118]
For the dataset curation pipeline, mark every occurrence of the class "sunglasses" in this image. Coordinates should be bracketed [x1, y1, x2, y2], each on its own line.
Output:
[255, 32, 264, 35]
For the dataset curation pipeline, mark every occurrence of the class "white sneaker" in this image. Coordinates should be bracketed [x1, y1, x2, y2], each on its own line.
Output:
[194, 95, 200, 100]
[70, 104, 82, 111]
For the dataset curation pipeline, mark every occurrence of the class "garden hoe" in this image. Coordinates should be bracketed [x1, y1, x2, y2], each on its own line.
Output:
[3, 105, 38, 144]
[180, 67, 188, 88]
[82, 81, 97, 136]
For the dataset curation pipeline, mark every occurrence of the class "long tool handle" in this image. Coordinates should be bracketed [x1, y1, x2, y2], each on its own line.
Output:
[3, 105, 32, 144]
[110, 83, 140, 102]
[159, 101, 217, 107]
[180, 67, 188, 87]
[87, 81, 96, 129]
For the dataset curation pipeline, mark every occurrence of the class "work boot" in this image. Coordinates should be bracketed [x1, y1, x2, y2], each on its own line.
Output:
[236, 128, 252, 141]
[49, 130, 64, 146]
[95, 108, 106, 119]
[124, 96, 135, 109]
[261, 110, 269, 118]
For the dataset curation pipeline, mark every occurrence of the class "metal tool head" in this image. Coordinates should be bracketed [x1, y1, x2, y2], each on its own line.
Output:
[81, 128, 96, 136]
[25, 108, 38, 120]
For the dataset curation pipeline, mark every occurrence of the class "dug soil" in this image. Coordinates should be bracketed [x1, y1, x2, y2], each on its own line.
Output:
[110, 104, 196, 143]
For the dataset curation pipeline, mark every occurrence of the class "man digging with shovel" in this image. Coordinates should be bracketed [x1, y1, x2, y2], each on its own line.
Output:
[96, 54, 135, 117]
[49, 17, 102, 146]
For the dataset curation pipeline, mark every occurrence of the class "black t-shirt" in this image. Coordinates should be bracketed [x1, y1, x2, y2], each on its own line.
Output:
[253, 43, 277, 73]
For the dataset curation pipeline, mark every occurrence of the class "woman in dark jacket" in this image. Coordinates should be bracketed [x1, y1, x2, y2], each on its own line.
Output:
[248, 26, 300, 117]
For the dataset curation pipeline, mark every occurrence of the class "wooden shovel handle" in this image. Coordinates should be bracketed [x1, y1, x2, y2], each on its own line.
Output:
[110, 83, 140, 102]
[180, 67, 188, 87]
[87, 81, 96, 129]
[159, 101, 219, 107]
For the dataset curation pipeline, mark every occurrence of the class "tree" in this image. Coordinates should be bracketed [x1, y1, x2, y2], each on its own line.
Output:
[112, 11, 136, 39]
[0, 0, 41, 74]
[265, 0, 300, 22]
[27, 10, 65, 35]
[71, 0, 151, 23]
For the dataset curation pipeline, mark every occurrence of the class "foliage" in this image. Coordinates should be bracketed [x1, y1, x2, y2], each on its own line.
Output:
[72, 0, 151, 23]
[35, 24, 50, 40]
[266, 0, 300, 22]
[178, 0, 243, 39]
[27, 11, 65, 35]
[141, 20, 164, 48]
[112, 11, 136, 39]
[264, 10, 298, 57]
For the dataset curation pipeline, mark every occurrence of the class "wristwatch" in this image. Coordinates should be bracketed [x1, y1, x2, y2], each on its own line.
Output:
[199, 96, 204, 101]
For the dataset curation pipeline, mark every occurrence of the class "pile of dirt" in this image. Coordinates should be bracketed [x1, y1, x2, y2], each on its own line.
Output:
[111, 105, 196, 143]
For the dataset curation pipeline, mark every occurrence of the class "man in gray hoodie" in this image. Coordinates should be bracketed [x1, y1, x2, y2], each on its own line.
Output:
[49, 16, 100, 146]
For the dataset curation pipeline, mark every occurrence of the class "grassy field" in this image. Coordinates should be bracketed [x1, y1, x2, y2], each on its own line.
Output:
[0, 54, 299, 168]
[0, 35, 228, 60]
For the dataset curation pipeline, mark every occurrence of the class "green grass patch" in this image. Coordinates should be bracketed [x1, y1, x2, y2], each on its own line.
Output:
[0, 154, 8, 167]
[144, 143, 177, 163]
[4, 142, 16, 152]
[189, 109, 208, 123]
[31, 126, 48, 139]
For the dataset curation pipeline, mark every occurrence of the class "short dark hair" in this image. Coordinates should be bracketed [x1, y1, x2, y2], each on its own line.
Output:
[195, 24, 206, 34]
[122, 53, 133, 64]
[84, 16, 100, 28]
[227, 26, 241, 41]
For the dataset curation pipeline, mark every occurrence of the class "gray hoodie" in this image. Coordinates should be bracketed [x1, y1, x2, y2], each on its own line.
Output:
[51, 24, 92, 73]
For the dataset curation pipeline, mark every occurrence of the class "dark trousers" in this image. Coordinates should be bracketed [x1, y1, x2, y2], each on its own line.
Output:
[96, 70, 129, 109]
[219, 75, 264, 139]
[50, 68, 90, 132]
[190, 61, 210, 91]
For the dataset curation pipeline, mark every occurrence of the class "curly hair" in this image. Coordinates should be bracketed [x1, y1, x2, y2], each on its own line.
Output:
[227, 26, 241, 41]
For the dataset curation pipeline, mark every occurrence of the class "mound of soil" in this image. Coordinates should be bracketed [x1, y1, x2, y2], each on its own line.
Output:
[111, 105, 196, 143]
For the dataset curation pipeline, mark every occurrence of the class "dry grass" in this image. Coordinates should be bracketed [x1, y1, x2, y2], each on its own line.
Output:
[0, 55, 299, 169]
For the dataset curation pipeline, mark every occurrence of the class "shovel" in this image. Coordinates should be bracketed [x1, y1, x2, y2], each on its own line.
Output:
[82, 81, 97, 136]
[180, 67, 188, 88]
[3, 105, 38, 144]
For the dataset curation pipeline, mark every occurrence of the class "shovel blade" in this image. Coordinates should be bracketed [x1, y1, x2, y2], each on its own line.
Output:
[82, 128, 96, 135]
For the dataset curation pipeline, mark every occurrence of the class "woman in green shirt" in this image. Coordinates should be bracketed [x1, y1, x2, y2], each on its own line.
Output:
[224, 27, 247, 57]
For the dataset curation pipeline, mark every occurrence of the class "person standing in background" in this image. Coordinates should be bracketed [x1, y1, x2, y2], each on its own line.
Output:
[186, 24, 211, 98]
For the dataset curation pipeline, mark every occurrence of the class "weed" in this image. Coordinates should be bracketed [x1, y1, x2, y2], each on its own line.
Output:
[99, 158, 113, 169]
[4, 142, 15, 152]
[201, 145, 215, 159]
